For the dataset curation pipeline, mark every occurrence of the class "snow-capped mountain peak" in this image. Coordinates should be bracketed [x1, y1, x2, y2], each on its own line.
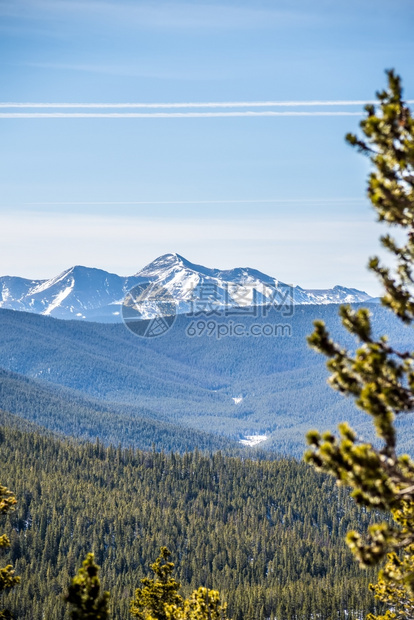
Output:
[136, 253, 218, 279]
[0, 254, 374, 322]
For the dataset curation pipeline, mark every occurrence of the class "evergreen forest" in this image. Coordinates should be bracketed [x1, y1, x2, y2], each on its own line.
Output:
[0, 411, 382, 619]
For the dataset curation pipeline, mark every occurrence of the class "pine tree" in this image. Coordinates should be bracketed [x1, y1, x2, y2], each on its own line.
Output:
[64, 553, 110, 620]
[131, 548, 230, 620]
[305, 70, 414, 618]
[166, 587, 229, 620]
[0, 483, 20, 620]
[130, 548, 183, 620]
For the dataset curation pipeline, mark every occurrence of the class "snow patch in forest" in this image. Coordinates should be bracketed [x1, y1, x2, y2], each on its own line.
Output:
[239, 435, 268, 447]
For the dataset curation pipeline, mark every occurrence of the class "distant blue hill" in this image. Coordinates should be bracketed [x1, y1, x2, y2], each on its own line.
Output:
[0, 302, 410, 457]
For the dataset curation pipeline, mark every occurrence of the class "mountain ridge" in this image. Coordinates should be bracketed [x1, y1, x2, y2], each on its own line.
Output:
[0, 253, 374, 321]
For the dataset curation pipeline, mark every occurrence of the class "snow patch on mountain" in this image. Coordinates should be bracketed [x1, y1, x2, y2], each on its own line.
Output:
[43, 282, 75, 315]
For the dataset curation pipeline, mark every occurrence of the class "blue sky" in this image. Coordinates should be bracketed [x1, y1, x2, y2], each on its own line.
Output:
[1, 0, 413, 293]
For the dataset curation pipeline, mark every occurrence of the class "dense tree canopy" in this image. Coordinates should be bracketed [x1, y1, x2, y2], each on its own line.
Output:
[1, 417, 379, 619]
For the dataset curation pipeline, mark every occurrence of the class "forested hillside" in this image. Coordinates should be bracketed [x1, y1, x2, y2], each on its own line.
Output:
[0, 305, 412, 456]
[0, 369, 236, 453]
[1, 412, 382, 620]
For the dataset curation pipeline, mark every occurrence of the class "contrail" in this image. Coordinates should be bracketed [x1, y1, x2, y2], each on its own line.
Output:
[1, 100, 413, 109]
[25, 198, 366, 206]
[0, 111, 363, 118]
